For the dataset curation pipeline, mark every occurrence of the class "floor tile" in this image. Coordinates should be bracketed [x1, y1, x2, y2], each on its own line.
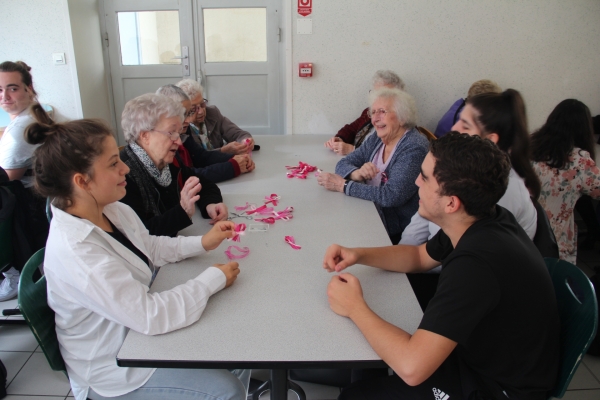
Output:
[7, 353, 71, 396]
[0, 351, 32, 384]
[565, 363, 600, 390]
[583, 354, 600, 381]
[560, 389, 600, 399]
[0, 325, 38, 352]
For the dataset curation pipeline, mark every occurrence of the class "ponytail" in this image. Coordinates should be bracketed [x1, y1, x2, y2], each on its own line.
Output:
[468, 89, 541, 200]
[25, 112, 113, 210]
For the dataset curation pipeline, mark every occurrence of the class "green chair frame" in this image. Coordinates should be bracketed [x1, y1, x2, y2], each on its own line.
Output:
[545, 258, 598, 399]
[17, 248, 67, 377]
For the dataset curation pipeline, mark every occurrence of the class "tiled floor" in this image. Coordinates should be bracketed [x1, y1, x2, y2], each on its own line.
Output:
[1, 242, 599, 400]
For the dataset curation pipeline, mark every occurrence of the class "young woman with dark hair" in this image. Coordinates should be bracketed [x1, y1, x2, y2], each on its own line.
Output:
[531, 99, 600, 263]
[26, 116, 250, 400]
[0, 61, 52, 300]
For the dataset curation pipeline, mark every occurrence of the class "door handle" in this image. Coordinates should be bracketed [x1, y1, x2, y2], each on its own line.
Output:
[174, 46, 190, 76]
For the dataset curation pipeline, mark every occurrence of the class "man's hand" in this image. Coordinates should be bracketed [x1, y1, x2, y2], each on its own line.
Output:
[180, 176, 201, 218]
[201, 220, 235, 250]
[221, 139, 252, 155]
[327, 273, 366, 318]
[206, 202, 228, 224]
[323, 244, 359, 272]
[316, 172, 345, 192]
[214, 261, 240, 288]
[349, 162, 379, 182]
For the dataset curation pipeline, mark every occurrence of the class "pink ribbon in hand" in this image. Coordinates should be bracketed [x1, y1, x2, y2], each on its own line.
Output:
[285, 236, 302, 250]
[228, 223, 246, 242]
[225, 245, 250, 260]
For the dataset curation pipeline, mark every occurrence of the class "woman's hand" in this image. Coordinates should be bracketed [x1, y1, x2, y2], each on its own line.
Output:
[233, 154, 256, 173]
[349, 162, 379, 182]
[324, 137, 342, 149]
[317, 172, 346, 192]
[221, 138, 253, 155]
[206, 202, 228, 224]
[180, 176, 202, 218]
[331, 141, 355, 155]
[213, 261, 240, 288]
[201, 220, 235, 250]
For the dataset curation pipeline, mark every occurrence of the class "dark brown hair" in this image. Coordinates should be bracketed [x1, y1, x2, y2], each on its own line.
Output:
[25, 113, 113, 210]
[467, 89, 541, 200]
[531, 99, 595, 169]
[0, 61, 37, 97]
[431, 132, 511, 220]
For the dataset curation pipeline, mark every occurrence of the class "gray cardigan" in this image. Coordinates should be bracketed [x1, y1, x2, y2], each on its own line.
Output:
[204, 106, 253, 150]
[335, 128, 429, 237]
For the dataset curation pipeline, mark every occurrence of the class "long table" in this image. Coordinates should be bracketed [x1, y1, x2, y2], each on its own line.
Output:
[117, 135, 423, 399]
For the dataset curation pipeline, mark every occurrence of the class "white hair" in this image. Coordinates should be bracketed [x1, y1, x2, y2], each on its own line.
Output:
[368, 88, 417, 129]
[176, 79, 204, 100]
[156, 84, 189, 103]
[372, 70, 405, 90]
[121, 93, 185, 143]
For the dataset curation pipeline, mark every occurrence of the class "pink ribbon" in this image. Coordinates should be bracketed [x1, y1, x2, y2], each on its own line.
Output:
[255, 217, 276, 224]
[235, 202, 251, 211]
[285, 236, 302, 250]
[246, 204, 274, 215]
[264, 193, 280, 206]
[228, 223, 246, 242]
[225, 245, 250, 260]
[286, 162, 318, 179]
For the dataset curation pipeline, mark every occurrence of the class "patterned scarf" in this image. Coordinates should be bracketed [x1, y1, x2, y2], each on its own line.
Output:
[123, 144, 165, 219]
[129, 142, 172, 187]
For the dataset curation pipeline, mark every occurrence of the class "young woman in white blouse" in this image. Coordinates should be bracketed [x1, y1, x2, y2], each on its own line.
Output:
[25, 115, 249, 400]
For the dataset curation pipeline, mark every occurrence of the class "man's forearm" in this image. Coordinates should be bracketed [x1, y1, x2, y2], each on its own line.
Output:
[355, 244, 434, 273]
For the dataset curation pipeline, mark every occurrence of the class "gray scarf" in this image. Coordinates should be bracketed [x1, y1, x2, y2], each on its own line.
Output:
[123, 144, 167, 218]
[129, 142, 172, 187]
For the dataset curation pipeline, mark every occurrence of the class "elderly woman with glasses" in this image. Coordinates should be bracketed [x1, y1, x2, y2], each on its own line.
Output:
[119, 93, 227, 237]
[317, 88, 429, 244]
[176, 79, 254, 155]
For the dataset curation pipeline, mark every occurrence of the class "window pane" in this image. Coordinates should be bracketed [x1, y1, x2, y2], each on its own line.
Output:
[118, 11, 181, 66]
[203, 8, 267, 62]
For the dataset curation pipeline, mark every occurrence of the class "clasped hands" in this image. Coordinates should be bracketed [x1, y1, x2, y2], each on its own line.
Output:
[317, 162, 380, 192]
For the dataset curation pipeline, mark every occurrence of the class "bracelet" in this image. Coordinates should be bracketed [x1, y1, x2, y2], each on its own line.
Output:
[343, 179, 350, 194]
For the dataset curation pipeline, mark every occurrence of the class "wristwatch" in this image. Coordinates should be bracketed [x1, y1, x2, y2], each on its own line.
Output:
[343, 179, 350, 194]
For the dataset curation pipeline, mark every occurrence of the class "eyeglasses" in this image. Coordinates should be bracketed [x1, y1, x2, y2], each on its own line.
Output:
[152, 129, 181, 141]
[184, 108, 197, 118]
[191, 98, 208, 113]
[368, 108, 393, 118]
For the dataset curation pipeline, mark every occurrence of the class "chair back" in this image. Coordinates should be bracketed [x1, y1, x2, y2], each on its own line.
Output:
[18, 248, 67, 376]
[544, 258, 598, 398]
[0, 187, 15, 271]
[416, 126, 436, 142]
[533, 199, 559, 259]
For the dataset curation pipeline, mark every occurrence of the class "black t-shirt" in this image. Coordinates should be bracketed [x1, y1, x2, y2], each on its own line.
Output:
[421, 206, 559, 400]
[105, 219, 150, 269]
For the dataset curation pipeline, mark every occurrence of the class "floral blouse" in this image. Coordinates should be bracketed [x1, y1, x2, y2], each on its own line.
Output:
[533, 148, 600, 264]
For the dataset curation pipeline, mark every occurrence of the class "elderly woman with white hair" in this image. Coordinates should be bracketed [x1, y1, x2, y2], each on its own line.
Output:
[317, 88, 429, 244]
[324, 70, 405, 156]
[156, 84, 254, 183]
[176, 79, 254, 155]
[119, 93, 227, 237]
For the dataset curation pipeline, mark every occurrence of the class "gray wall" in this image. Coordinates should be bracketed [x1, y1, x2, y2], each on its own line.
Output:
[291, 0, 600, 134]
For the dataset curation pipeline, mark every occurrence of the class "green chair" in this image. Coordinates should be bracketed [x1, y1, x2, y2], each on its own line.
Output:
[17, 248, 67, 376]
[544, 258, 598, 399]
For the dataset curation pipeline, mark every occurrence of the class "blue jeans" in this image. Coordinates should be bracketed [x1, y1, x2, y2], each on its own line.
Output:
[88, 368, 250, 400]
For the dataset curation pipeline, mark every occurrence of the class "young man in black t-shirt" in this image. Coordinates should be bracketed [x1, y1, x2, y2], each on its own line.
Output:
[324, 133, 559, 400]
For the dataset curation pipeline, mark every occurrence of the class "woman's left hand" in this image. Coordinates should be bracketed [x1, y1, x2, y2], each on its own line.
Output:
[317, 172, 346, 192]
[206, 202, 229, 224]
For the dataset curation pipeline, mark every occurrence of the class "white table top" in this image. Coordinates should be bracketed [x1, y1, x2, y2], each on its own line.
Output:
[117, 134, 423, 369]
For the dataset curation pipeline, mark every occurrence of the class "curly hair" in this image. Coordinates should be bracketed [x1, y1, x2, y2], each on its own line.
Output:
[121, 93, 184, 143]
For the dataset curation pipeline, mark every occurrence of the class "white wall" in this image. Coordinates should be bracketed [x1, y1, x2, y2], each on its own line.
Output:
[67, 0, 112, 123]
[0, 0, 82, 121]
[291, 0, 600, 134]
